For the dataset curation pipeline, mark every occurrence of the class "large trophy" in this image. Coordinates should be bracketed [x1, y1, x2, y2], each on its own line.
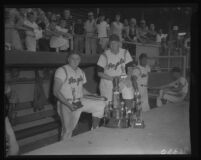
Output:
[103, 67, 145, 128]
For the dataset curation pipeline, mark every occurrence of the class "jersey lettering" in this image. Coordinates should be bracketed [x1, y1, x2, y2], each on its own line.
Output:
[107, 58, 125, 70]
[68, 76, 83, 85]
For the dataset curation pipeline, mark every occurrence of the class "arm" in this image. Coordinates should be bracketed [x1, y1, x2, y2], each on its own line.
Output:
[53, 77, 77, 111]
[98, 72, 113, 81]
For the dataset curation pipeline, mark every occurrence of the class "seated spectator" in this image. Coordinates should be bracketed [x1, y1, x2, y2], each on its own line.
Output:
[5, 8, 24, 50]
[137, 19, 149, 43]
[96, 14, 110, 53]
[146, 23, 157, 42]
[156, 67, 188, 107]
[74, 18, 85, 54]
[49, 19, 69, 52]
[23, 11, 43, 52]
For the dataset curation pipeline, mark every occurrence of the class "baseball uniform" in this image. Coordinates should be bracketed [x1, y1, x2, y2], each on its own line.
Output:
[55, 64, 106, 140]
[132, 65, 151, 112]
[97, 48, 133, 101]
[157, 77, 188, 107]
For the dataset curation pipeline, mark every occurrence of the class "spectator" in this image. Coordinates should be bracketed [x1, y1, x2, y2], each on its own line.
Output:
[146, 23, 157, 42]
[96, 14, 110, 53]
[23, 11, 42, 52]
[123, 18, 138, 57]
[106, 17, 111, 25]
[74, 18, 85, 54]
[63, 9, 74, 34]
[49, 19, 69, 52]
[84, 12, 97, 55]
[167, 25, 179, 55]
[46, 11, 53, 21]
[110, 14, 124, 41]
[122, 19, 129, 41]
[5, 8, 24, 50]
[37, 11, 51, 51]
[137, 19, 149, 43]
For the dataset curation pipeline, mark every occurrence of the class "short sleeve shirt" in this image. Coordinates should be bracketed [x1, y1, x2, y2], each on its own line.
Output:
[132, 65, 151, 85]
[173, 77, 188, 95]
[97, 48, 133, 77]
[54, 64, 87, 100]
[96, 21, 109, 38]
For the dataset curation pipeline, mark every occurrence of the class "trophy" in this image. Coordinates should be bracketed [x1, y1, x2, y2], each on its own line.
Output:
[71, 87, 83, 110]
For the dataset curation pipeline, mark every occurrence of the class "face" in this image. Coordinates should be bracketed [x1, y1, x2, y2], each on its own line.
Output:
[141, 22, 145, 27]
[68, 54, 81, 69]
[140, 57, 147, 66]
[109, 41, 120, 54]
[100, 16, 105, 21]
[88, 15, 93, 20]
[60, 20, 66, 28]
[115, 15, 120, 21]
[150, 24, 155, 30]
[124, 19, 128, 25]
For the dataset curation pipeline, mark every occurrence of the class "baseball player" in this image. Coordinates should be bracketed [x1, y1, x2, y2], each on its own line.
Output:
[131, 53, 151, 112]
[156, 67, 188, 107]
[97, 34, 133, 102]
[53, 51, 106, 140]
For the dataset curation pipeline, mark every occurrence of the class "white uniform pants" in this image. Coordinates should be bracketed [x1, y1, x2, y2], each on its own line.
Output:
[157, 89, 186, 107]
[57, 98, 106, 140]
[25, 36, 36, 52]
[138, 85, 150, 112]
[100, 80, 113, 102]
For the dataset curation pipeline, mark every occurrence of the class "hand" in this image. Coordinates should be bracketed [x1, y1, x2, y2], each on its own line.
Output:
[68, 104, 78, 112]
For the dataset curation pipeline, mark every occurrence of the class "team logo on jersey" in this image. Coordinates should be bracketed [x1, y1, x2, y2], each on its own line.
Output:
[69, 76, 83, 86]
[107, 58, 125, 70]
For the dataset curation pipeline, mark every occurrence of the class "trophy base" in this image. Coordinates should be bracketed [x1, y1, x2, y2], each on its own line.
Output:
[103, 118, 130, 128]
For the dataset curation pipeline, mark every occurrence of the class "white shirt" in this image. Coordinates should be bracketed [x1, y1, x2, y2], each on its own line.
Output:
[97, 48, 133, 77]
[132, 65, 151, 86]
[24, 20, 42, 39]
[55, 64, 87, 100]
[111, 21, 123, 40]
[171, 77, 188, 95]
[96, 21, 109, 38]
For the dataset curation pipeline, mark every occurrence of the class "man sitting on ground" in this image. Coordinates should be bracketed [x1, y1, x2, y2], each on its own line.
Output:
[156, 67, 188, 107]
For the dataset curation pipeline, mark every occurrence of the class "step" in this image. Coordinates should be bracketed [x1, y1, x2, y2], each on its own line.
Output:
[15, 120, 60, 140]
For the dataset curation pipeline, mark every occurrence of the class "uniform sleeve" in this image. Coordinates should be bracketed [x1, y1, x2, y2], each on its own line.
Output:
[97, 54, 107, 69]
[125, 50, 133, 64]
[54, 67, 66, 83]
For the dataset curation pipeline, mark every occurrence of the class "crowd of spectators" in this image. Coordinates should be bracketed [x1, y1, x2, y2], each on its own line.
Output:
[4, 8, 190, 56]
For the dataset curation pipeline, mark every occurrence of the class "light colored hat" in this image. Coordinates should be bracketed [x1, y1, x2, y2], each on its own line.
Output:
[88, 12, 94, 16]
[173, 26, 178, 30]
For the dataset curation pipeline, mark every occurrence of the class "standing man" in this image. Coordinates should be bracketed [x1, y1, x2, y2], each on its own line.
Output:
[132, 53, 151, 112]
[84, 12, 97, 55]
[53, 51, 106, 140]
[96, 14, 110, 53]
[97, 34, 133, 102]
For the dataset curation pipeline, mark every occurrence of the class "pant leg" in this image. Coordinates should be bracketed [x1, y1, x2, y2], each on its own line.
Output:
[139, 86, 150, 112]
[100, 80, 113, 102]
[57, 103, 82, 140]
[163, 93, 185, 103]
[74, 35, 79, 53]
[85, 36, 90, 55]
[78, 36, 84, 53]
[91, 37, 97, 55]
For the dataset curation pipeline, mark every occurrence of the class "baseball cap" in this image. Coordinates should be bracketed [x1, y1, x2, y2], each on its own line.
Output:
[109, 34, 120, 42]
[88, 12, 94, 16]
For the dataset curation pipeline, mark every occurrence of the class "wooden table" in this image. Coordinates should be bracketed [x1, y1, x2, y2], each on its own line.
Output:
[24, 101, 190, 155]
